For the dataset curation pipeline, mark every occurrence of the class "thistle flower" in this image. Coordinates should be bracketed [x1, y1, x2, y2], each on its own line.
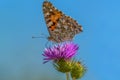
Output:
[53, 59, 72, 73]
[70, 61, 86, 79]
[42, 42, 79, 63]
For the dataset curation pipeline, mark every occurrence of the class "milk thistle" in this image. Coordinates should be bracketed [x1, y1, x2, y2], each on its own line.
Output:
[42, 42, 79, 63]
[70, 61, 86, 80]
[42, 42, 86, 80]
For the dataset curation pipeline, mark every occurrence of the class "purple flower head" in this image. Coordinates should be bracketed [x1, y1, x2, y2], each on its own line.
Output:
[42, 42, 79, 63]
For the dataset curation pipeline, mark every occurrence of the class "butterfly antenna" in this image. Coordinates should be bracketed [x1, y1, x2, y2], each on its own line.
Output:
[40, 33, 48, 38]
[45, 41, 49, 48]
[32, 36, 45, 39]
[32, 33, 48, 39]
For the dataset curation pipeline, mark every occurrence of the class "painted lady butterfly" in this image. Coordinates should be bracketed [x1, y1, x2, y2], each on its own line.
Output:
[43, 0, 83, 43]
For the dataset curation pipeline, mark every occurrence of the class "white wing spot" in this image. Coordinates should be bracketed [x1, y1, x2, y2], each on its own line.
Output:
[47, 21, 53, 27]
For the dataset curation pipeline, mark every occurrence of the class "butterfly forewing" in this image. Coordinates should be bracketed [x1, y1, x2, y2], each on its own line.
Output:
[42, 1, 83, 43]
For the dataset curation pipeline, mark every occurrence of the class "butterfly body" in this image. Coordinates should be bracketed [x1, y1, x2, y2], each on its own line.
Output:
[43, 1, 83, 43]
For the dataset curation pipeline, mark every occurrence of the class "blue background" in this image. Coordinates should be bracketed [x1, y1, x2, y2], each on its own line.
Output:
[0, 0, 120, 80]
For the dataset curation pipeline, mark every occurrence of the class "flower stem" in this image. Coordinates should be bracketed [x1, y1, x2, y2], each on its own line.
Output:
[66, 72, 70, 80]
[72, 77, 76, 80]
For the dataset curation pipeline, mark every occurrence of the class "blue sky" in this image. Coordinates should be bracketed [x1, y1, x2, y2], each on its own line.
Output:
[0, 0, 120, 80]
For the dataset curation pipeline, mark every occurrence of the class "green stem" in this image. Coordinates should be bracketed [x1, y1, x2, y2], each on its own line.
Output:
[72, 77, 76, 80]
[66, 72, 70, 80]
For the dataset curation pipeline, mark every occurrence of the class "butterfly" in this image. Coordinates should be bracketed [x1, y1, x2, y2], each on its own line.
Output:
[43, 0, 83, 43]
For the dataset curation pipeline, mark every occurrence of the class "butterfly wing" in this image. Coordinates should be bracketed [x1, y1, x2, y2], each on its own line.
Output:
[62, 15, 83, 34]
[43, 1, 63, 42]
[43, 1, 83, 43]
[57, 14, 83, 42]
